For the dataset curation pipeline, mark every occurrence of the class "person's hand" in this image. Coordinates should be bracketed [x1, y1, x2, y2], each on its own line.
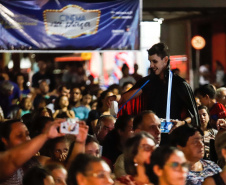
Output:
[169, 120, 185, 134]
[59, 152, 68, 162]
[76, 121, 89, 144]
[43, 119, 65, 139]
[106, 95, 117, 108]
[216, 119, 226, 130]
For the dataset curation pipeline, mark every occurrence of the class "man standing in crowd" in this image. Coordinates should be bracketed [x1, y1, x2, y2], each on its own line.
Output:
[107, 43, 199, 129]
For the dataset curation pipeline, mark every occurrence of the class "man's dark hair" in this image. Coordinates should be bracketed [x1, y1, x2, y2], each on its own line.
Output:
[170, 123, 203, 147]
[121, 63, 129, 73]
[108, 83, 121, 94]
[85, 134, 99, 146]
[58, 84, 71, 92]
[197, 84, 216, 99]
[115, 114, 134, 132]
[147, 43, 169, 59]
[95, 115, 115, 134]
[0, 119, 22, 151]
[23, 166, 52, 185]
[133, 110, 156, 130]
[67, 153, 104, 185]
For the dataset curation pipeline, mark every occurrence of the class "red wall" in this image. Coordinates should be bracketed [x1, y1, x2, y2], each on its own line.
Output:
[212, 23, 226, 72]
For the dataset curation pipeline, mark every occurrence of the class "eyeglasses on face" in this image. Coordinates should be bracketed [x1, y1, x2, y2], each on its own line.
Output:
[139, 144, 155, 152]
[165, 162, 190, 171]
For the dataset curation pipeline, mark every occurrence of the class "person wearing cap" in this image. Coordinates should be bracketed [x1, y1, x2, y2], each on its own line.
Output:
[203, 131, 226, 185]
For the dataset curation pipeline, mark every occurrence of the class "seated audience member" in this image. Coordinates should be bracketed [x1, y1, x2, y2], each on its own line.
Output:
[90, 100, 98, 111]
[32, 107, 53, 120]
[70, 86, 90, 120]
[32, 58, 55, 93]
[145, 146, 189, 185]
[45, 163, 68, 185]
[15, 73, 31, 98]
[67, 153, 114, 185]
[23, 166, 55, 185]
[47, 136, 71, 163]
[16, 97, 33, 119]
[87, 90, 113, 134]
[108, 84, 121, 97]
[81, 89, 92, 110]
[132, 63, 143, 82]
[197, 84, 226, 129]
[0, 79, 20, 119]
[216, 87, 226, 108]
[85, 135, 101, 157]
[198, 105, 218, 159]
[119, 63, 136, 87]
[170, 124, 221, 185]
[95, 115, 116, 145]
[33, 79, 56, 109]
[203, 131, 226, 185]
[102, 115, 134, 169]
[115, 132, 155, 183]
[29, 117, 88, 165]
[133, 110, 161, 145]
[70, 86, 83, 108]
[53, 84, 71, 111]
[53, 95, 75, 119]
[0, 119, 65, 183]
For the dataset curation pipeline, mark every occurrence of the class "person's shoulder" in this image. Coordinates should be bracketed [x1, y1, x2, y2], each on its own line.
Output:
[32, 72, 40, 78]
[215, 102, 226, 109]
[172, 73, 187, 83]
[201, 159, 221, 170]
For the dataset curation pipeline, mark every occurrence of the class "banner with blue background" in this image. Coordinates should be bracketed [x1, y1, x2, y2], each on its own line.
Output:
[0, 0, 140, 51]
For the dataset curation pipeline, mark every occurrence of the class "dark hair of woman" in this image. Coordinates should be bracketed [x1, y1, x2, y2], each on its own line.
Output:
[23, 166, 52, 185]
[124, 131, 154, 176]
[67, 153, 104, 185]
[145, 146, 181, 185]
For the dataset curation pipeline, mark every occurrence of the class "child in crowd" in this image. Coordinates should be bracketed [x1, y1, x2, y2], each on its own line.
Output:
[53, 95, 75, 119]
[197, 84, 226, 129]
[16, 97, 33, 119]
[81, 90, 92, 110]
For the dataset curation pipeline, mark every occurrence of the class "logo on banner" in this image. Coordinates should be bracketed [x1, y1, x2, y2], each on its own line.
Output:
[43, 5, 101, 38]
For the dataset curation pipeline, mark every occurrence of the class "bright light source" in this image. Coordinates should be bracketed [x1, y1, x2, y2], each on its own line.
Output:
[153, 18, 164, 24]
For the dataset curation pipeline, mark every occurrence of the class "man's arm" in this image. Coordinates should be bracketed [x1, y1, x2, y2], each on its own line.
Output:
[107, 88, 143, 107]
[0, 120, 65, 180]
[65, 121, 88, 170]
[178, 80, 200, 127]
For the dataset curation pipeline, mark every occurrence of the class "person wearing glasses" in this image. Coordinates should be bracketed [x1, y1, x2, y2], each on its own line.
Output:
[67, 153, 114, 185]
[115, 132, 155, 184]
[145, 146, 189, 185]
[203, 131, 226, 185]
[170, 124, 221, 185]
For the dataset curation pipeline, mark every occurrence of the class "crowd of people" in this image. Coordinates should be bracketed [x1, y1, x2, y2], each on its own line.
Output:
[0, 43, 226, 185]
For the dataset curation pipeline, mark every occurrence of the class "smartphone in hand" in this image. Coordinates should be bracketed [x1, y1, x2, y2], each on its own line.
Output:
[60, 118, 79, 135]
